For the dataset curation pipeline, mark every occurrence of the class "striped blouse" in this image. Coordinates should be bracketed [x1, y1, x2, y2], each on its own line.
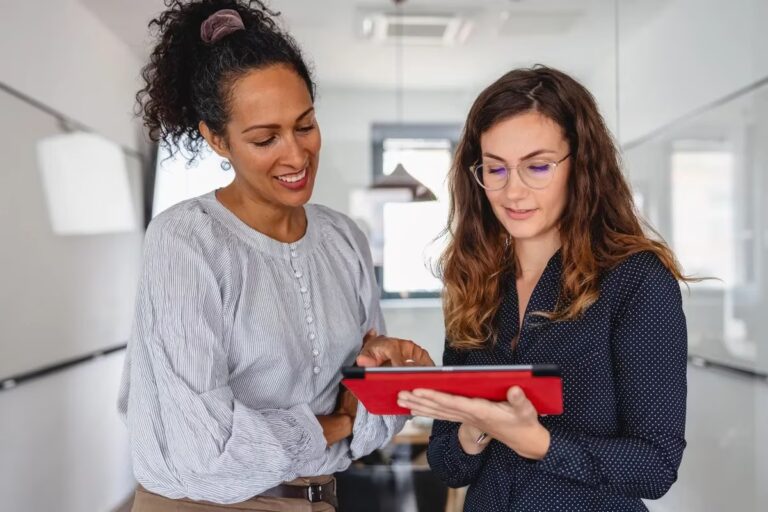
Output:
[117, 190, 405, 504]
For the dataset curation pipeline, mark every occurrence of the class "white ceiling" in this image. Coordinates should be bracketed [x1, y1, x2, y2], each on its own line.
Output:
[80, 0, 662, 93]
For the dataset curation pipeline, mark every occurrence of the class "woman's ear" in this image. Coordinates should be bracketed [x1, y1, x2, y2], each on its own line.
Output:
[199, 121, 231, 159]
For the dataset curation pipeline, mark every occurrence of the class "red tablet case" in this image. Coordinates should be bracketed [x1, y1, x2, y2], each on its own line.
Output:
[341, 364, 563, 415]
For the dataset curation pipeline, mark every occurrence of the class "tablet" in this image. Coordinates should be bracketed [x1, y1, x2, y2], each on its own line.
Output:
[341, 364, 563, 416]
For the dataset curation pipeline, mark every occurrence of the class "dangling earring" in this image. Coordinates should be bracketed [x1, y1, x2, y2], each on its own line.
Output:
[220, 160, 232, 171]
[504, 235, 511, 249]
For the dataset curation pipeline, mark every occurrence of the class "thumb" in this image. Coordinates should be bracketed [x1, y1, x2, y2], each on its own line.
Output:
[356, 353, 379, 367]
[507, 386, 525, 405]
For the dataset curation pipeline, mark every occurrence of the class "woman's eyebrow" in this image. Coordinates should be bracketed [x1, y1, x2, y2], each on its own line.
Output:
[482, 149, 557, 161]
[241, 107, 315, 134]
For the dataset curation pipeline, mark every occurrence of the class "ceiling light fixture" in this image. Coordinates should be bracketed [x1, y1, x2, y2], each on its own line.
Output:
[372, 0, 436, 202]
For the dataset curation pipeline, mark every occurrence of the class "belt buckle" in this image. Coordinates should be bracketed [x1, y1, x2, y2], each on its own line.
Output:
[306, 483, 324, 503]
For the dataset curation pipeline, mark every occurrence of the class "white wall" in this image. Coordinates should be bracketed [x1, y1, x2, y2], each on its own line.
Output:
[0, 353, 133, 512]
[0, 1, 144, 511]
[0, 0, 143, 151]
[618, 0, 768, 145]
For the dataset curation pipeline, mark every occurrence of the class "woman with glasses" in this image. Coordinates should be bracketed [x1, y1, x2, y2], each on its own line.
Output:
[118, 1, 433, 511]
[398, 66, 689, 511]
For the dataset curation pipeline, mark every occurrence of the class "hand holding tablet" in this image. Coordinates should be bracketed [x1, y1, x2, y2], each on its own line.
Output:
[341, 364, 563, 416]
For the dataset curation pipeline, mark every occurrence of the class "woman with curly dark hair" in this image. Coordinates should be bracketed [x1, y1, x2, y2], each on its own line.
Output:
[398, 67, 689, 511]
[117, 1, 432, 510]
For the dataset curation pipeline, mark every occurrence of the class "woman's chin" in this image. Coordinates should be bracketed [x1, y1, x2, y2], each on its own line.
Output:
[502, 222, 539, 241]
[272, 174, 315, 207]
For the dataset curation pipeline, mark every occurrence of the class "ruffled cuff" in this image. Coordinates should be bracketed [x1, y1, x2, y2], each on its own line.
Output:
[349, 402, 406, 459]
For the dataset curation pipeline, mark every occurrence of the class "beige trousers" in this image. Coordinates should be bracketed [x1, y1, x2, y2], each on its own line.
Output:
[131, 476, 336, 512]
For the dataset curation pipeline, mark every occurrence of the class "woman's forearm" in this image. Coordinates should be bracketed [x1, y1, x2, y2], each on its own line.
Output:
[316, 414, 354, 445]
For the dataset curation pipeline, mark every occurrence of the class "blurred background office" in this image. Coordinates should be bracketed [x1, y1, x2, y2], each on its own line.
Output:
[0, 0, 766, 510]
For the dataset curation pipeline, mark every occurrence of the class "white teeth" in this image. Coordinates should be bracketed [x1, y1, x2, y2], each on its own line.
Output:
[276, 169, 307, 183]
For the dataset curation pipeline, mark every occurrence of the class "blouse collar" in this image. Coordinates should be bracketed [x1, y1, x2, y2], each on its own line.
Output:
[198, 190, 320, 259]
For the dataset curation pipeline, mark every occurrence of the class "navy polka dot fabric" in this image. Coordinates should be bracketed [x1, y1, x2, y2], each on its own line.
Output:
[427, 251, 687, 511]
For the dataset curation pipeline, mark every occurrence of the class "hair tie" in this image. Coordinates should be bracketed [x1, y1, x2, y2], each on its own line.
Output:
[200, 9, 245, 43]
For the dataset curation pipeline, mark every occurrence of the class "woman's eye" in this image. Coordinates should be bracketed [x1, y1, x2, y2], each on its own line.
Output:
[253, 137, 276, 147]
[488, 166, 507, 175]
[297, 124, 315, 133]
[528, 163, 550, 173]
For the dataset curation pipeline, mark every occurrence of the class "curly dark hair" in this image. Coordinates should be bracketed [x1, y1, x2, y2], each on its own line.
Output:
[136, 0, 316, 160]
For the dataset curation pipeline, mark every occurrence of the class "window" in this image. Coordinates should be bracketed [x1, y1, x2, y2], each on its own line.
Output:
[152, 142, 233, 218]
[368, 123, 461, 299]
[671, 148, 737, 286]
[670, 144, 754, 357]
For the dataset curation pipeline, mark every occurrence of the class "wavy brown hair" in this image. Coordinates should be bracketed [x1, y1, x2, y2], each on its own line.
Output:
[439, 66, 691, 350]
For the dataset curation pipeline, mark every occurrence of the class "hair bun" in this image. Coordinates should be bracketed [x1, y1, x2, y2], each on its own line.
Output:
[200, 9, 245, 43]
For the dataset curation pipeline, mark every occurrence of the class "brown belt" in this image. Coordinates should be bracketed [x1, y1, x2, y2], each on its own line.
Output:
[258, 479, 337, 508]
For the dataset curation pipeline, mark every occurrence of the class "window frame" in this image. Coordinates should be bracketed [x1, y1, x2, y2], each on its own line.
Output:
[370, 122, 462, 300]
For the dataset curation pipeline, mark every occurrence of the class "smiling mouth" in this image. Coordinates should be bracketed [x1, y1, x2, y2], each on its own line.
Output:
[275, 168, 307, 183]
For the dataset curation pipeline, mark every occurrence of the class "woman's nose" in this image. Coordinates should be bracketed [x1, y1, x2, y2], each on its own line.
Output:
[503, 167, 529, 199]
[281, 134, 308, 169]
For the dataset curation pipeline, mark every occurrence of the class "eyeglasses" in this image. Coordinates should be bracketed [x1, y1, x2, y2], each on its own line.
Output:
[469, 154, 570, 191]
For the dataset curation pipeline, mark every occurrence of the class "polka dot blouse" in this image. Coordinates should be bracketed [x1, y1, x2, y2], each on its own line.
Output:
[427, 250, 687, 511]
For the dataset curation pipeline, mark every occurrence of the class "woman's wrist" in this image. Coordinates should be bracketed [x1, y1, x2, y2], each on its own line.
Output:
[501, 423, 551, 460]
[457, 423, 492, 455]
[338, 413, 354, 437]
[317, 413, 354, 445]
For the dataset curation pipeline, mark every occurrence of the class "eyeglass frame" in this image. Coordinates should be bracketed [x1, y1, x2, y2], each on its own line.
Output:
[469, 153, 571, 191]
